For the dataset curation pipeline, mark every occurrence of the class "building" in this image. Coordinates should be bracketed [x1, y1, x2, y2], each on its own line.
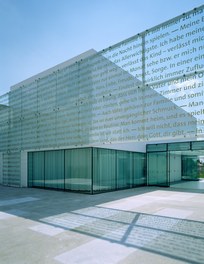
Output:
[0, 5, 204, 193]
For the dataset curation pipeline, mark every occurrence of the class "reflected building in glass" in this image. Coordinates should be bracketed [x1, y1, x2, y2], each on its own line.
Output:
[0, 5, 204, 192]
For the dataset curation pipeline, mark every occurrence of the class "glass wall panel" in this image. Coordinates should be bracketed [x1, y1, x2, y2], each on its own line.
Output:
[147, 152, 169, 186]
[132, 152, 146, 186]
[182, 154, 198, 180]
[93, 148, 116, 192]
[192, 141, 204, 150]
[45, 150, 64, 189]
[116, 151, 132, 189]
[145, 6, 204, 84]
[65, 148, 92, 192]
[168, 142, 190, 151]
[169, 150, 201, 182]
[0, 94, 9, 152]
[102, 35, 142, 81]
[147, 144, 167, 152]
[28, 152, 33, 187]
[148, 73, 203, 141]
[169, 152, 182, 183]
[32, 151, 44, 187]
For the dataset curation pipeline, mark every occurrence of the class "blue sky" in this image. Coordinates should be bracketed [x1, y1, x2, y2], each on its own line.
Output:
[0, 0, 203, 96]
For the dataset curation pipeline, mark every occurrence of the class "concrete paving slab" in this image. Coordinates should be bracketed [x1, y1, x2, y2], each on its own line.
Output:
[29, 223, 65, 236]
[154, 208, 193, 218]
[0, 185, 204, 264]
[55, 239, 136, 264]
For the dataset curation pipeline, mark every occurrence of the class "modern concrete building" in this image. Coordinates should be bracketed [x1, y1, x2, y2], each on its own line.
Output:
[0, 5, 204, 193]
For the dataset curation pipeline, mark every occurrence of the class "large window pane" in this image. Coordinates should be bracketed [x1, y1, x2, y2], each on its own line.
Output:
[132, 152, 146, 186]
[192, 141, 204, 150]
[168, 142, 190, 151]
[147, 144, 167, 152]
[32, 151, 44, 187]
[28, 152, 33, 187]
[93, 148, 116, 192]
[65, 148, 92, 192]
[45, 150, 64, 189]
[182, 155, 198, 180]
[147, 152, 169, 186]
[116, 151, 132, 189]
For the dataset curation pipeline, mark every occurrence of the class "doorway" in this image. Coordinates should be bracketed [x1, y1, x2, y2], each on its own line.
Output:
[169, 150, 204, 190]
[147, 141, 204, 191]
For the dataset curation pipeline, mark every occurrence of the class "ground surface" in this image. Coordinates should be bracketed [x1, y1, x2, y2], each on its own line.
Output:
[0, 185, 204, 264]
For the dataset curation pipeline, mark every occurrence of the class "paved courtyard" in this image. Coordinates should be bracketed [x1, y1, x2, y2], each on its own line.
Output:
[0, 185, 204, 264]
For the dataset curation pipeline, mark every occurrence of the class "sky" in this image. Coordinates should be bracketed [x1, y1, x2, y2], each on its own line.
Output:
[0, 0, 204, 96]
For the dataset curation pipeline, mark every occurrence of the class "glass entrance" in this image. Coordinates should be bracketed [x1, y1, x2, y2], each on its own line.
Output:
[169, 150, 204, 190]
[147, 141, 204, 191]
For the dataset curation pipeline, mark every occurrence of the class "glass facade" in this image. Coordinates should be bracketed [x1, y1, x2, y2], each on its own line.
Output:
[93, 148, 145, 193]
[28, 148, 146, 193]
[0, 5, 203, 190]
